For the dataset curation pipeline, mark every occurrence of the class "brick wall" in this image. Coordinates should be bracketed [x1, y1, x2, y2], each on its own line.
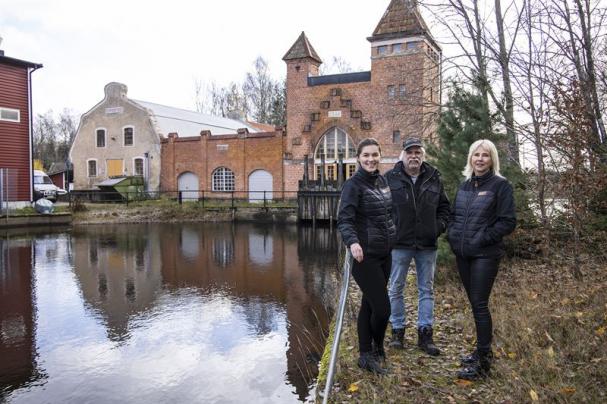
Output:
[283, 41, 440, 190]
[160, 130, 285, 194]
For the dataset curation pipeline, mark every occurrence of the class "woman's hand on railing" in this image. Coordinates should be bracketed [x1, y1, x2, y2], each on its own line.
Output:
[350, 243, 364, 263]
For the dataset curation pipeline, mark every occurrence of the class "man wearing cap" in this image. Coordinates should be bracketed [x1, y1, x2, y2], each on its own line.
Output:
[385, 137, 450, 355]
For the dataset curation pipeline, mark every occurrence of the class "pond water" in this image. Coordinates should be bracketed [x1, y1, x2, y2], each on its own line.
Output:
[0, 223, 338, 403]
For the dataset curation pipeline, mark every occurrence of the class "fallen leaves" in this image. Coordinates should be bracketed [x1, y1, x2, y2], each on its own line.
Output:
[560, 387, 576, 395]
[347, 381, 361, 393]
[595, 326, 605, 336]
[455, 379, 473, 387]
[529, 389, 539, 401]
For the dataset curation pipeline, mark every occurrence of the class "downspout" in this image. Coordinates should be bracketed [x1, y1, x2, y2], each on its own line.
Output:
[28, 64, 42, 202]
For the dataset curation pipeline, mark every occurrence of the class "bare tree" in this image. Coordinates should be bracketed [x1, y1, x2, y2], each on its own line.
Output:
[243, 56, 275, 123]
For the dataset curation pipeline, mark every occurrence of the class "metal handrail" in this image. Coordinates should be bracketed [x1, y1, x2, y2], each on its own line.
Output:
[322, 246, 353, 404]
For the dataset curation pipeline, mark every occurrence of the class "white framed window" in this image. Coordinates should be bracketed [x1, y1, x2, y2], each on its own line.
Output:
[0, 107, 20, 122]
[87, 159, 98, 177]
[133, 157, 144, 176]
[387, 85, 395, 99]
[399, 84, 406, 98]
[377, 45, 388, 55]
[123, 126, 134, 146]
[392, 43, 403, 53]
[212, 167, 235, 192]
[96, 128, 106, 148]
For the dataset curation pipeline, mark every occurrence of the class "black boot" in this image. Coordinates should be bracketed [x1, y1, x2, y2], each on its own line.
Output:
[418, 326, 440, 356]
[372, 341, 386, 364]
[358, 351, 388, 375]
[457, 350, 493, 380]
[388, 328, 404, 349]
[460, 349, 479, 366]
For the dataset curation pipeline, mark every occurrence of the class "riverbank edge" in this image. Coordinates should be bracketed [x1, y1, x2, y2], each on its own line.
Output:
[71, 204, 299, 224]
[0, 212, 72, 229]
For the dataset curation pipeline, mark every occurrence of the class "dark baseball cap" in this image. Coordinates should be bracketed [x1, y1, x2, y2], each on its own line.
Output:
[403, 137, 423, 150]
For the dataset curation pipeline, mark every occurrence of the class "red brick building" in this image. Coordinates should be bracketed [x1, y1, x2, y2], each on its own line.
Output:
[282, 0, 441, 190]
[0, 47, 42, 206]
[160, 129, 285, 200]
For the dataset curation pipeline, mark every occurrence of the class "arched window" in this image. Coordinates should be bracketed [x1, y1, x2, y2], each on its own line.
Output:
[212, 167, 235, 191]
[313, 127, 357, 180]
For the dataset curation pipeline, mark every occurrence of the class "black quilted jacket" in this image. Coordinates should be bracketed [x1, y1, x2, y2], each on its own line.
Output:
[337, 168, 396, 257]
[447, 171, 516, 258]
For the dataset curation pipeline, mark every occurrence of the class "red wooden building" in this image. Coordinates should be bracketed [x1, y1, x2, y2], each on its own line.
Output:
[0, 48, 42, 206]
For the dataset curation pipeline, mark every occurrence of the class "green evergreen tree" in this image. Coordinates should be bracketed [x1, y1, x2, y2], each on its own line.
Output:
[426, 82, 502, 200]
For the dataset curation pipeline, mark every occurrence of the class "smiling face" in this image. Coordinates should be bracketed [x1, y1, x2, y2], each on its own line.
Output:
[402, 146, 424, 176]
[471, 146, 493, 176]
[357, 144, 381, 173]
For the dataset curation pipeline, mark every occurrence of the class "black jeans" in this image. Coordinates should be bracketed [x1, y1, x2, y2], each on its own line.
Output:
[352, 253, 392, 354]
[456, 256, 500, 352]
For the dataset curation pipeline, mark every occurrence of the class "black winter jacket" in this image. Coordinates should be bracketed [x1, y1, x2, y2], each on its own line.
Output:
[447, 171, 516, 258]
[337, 168, 396, 257]
[386, 161, 450, 250]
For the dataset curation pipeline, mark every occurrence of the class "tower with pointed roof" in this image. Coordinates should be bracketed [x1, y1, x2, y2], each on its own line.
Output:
[282, 0, 441, 191]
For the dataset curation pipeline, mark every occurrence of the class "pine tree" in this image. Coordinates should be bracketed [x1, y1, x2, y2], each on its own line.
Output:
[426, 82, 501, 199]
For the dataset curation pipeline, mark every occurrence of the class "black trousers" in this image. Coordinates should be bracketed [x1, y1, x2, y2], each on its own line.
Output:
[352, 254, 392, 354]
[456, 256, 500, 352]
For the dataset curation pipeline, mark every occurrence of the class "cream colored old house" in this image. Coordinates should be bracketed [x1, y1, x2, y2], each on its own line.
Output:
[70, 82, 259, 191]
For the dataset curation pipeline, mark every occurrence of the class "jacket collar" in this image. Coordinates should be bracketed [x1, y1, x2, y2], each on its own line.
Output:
[356, 166, 380, 185]
[471, 170, 495, 187]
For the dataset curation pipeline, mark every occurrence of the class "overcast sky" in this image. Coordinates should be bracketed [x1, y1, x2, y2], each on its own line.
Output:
[0, 0, 435, 117]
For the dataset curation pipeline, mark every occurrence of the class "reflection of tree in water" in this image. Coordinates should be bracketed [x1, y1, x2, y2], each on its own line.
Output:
[241, 297, 281, 336]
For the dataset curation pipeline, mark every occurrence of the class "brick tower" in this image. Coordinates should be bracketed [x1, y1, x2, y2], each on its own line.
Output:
[283, 0, 441, 191]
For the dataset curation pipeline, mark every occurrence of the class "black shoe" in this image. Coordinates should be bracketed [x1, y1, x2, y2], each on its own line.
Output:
[388, 328, 404, 349]
[418, 326, 440, 356]
[457, 350, 493, 380]
[358, 351, 388, 375]
[460, 349, 479, 366]
[371, 341, 387, 365]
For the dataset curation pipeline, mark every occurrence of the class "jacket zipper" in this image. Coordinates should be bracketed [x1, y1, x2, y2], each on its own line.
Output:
[459, 180, 476, 256]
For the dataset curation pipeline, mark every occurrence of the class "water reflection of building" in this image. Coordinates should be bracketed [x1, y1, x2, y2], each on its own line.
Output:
[0, 237, 38, 393]
[71, 225, 163, 341]
[160, 223, 337, 400]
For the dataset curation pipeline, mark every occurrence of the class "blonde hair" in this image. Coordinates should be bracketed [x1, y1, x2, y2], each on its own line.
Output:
[462, 139, 501, 179]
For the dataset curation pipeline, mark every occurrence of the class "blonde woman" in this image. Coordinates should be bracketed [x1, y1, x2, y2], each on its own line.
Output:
[447, 139, 516, 380]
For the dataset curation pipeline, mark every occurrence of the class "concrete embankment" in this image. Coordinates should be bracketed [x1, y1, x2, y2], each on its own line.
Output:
[0, 213, 72, 229]
[72, 204, 298, 225]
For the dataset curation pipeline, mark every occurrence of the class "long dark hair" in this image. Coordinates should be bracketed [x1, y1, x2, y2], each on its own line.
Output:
[356, 138, 382, 157]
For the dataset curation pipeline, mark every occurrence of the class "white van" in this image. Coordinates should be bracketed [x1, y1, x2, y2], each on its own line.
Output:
[33, 170, 66, 202]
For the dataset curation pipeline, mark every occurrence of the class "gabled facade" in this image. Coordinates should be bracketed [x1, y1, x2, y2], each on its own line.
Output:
[283, 0, 441, 190]
[70, 82, 261, 191]
[0, 48, 42, 206]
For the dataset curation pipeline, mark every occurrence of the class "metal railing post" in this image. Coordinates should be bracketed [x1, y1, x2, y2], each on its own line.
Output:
[178, 191, 182, 205]
[263, 190, 267, 208]
[231, 191, 235, 208]
[322, 247, 353, 404]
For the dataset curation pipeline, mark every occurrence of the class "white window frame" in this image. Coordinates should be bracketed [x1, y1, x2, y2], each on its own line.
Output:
[123, 125, 135, 147]
[132, 156, 145, 177]
[87, 159, 98, 177]
[0, 107, 20, 122]
[95, 128, 107, 148]
[212, 167, 235, 192]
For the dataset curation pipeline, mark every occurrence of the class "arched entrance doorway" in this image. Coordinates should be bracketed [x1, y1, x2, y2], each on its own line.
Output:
[248, 170, 273, 203]
[313, 127, 357, 181]
[177, 171, 199, 200]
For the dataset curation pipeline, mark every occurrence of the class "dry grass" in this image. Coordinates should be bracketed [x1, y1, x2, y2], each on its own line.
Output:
[319, 254, 607, 403]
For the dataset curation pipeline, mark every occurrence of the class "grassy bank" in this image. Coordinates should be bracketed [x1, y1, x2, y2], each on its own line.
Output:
[320, 253, 606, 403]
[69, 200, 297, 224]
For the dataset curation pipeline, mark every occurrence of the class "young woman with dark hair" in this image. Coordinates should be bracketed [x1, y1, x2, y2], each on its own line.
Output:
[337, 138, 396, 375]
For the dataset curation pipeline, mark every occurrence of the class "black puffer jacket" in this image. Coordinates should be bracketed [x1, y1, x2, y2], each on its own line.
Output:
[386, 161, 450, 250]
[447, 171, 517, 258]
[337, 168, 396, 257]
